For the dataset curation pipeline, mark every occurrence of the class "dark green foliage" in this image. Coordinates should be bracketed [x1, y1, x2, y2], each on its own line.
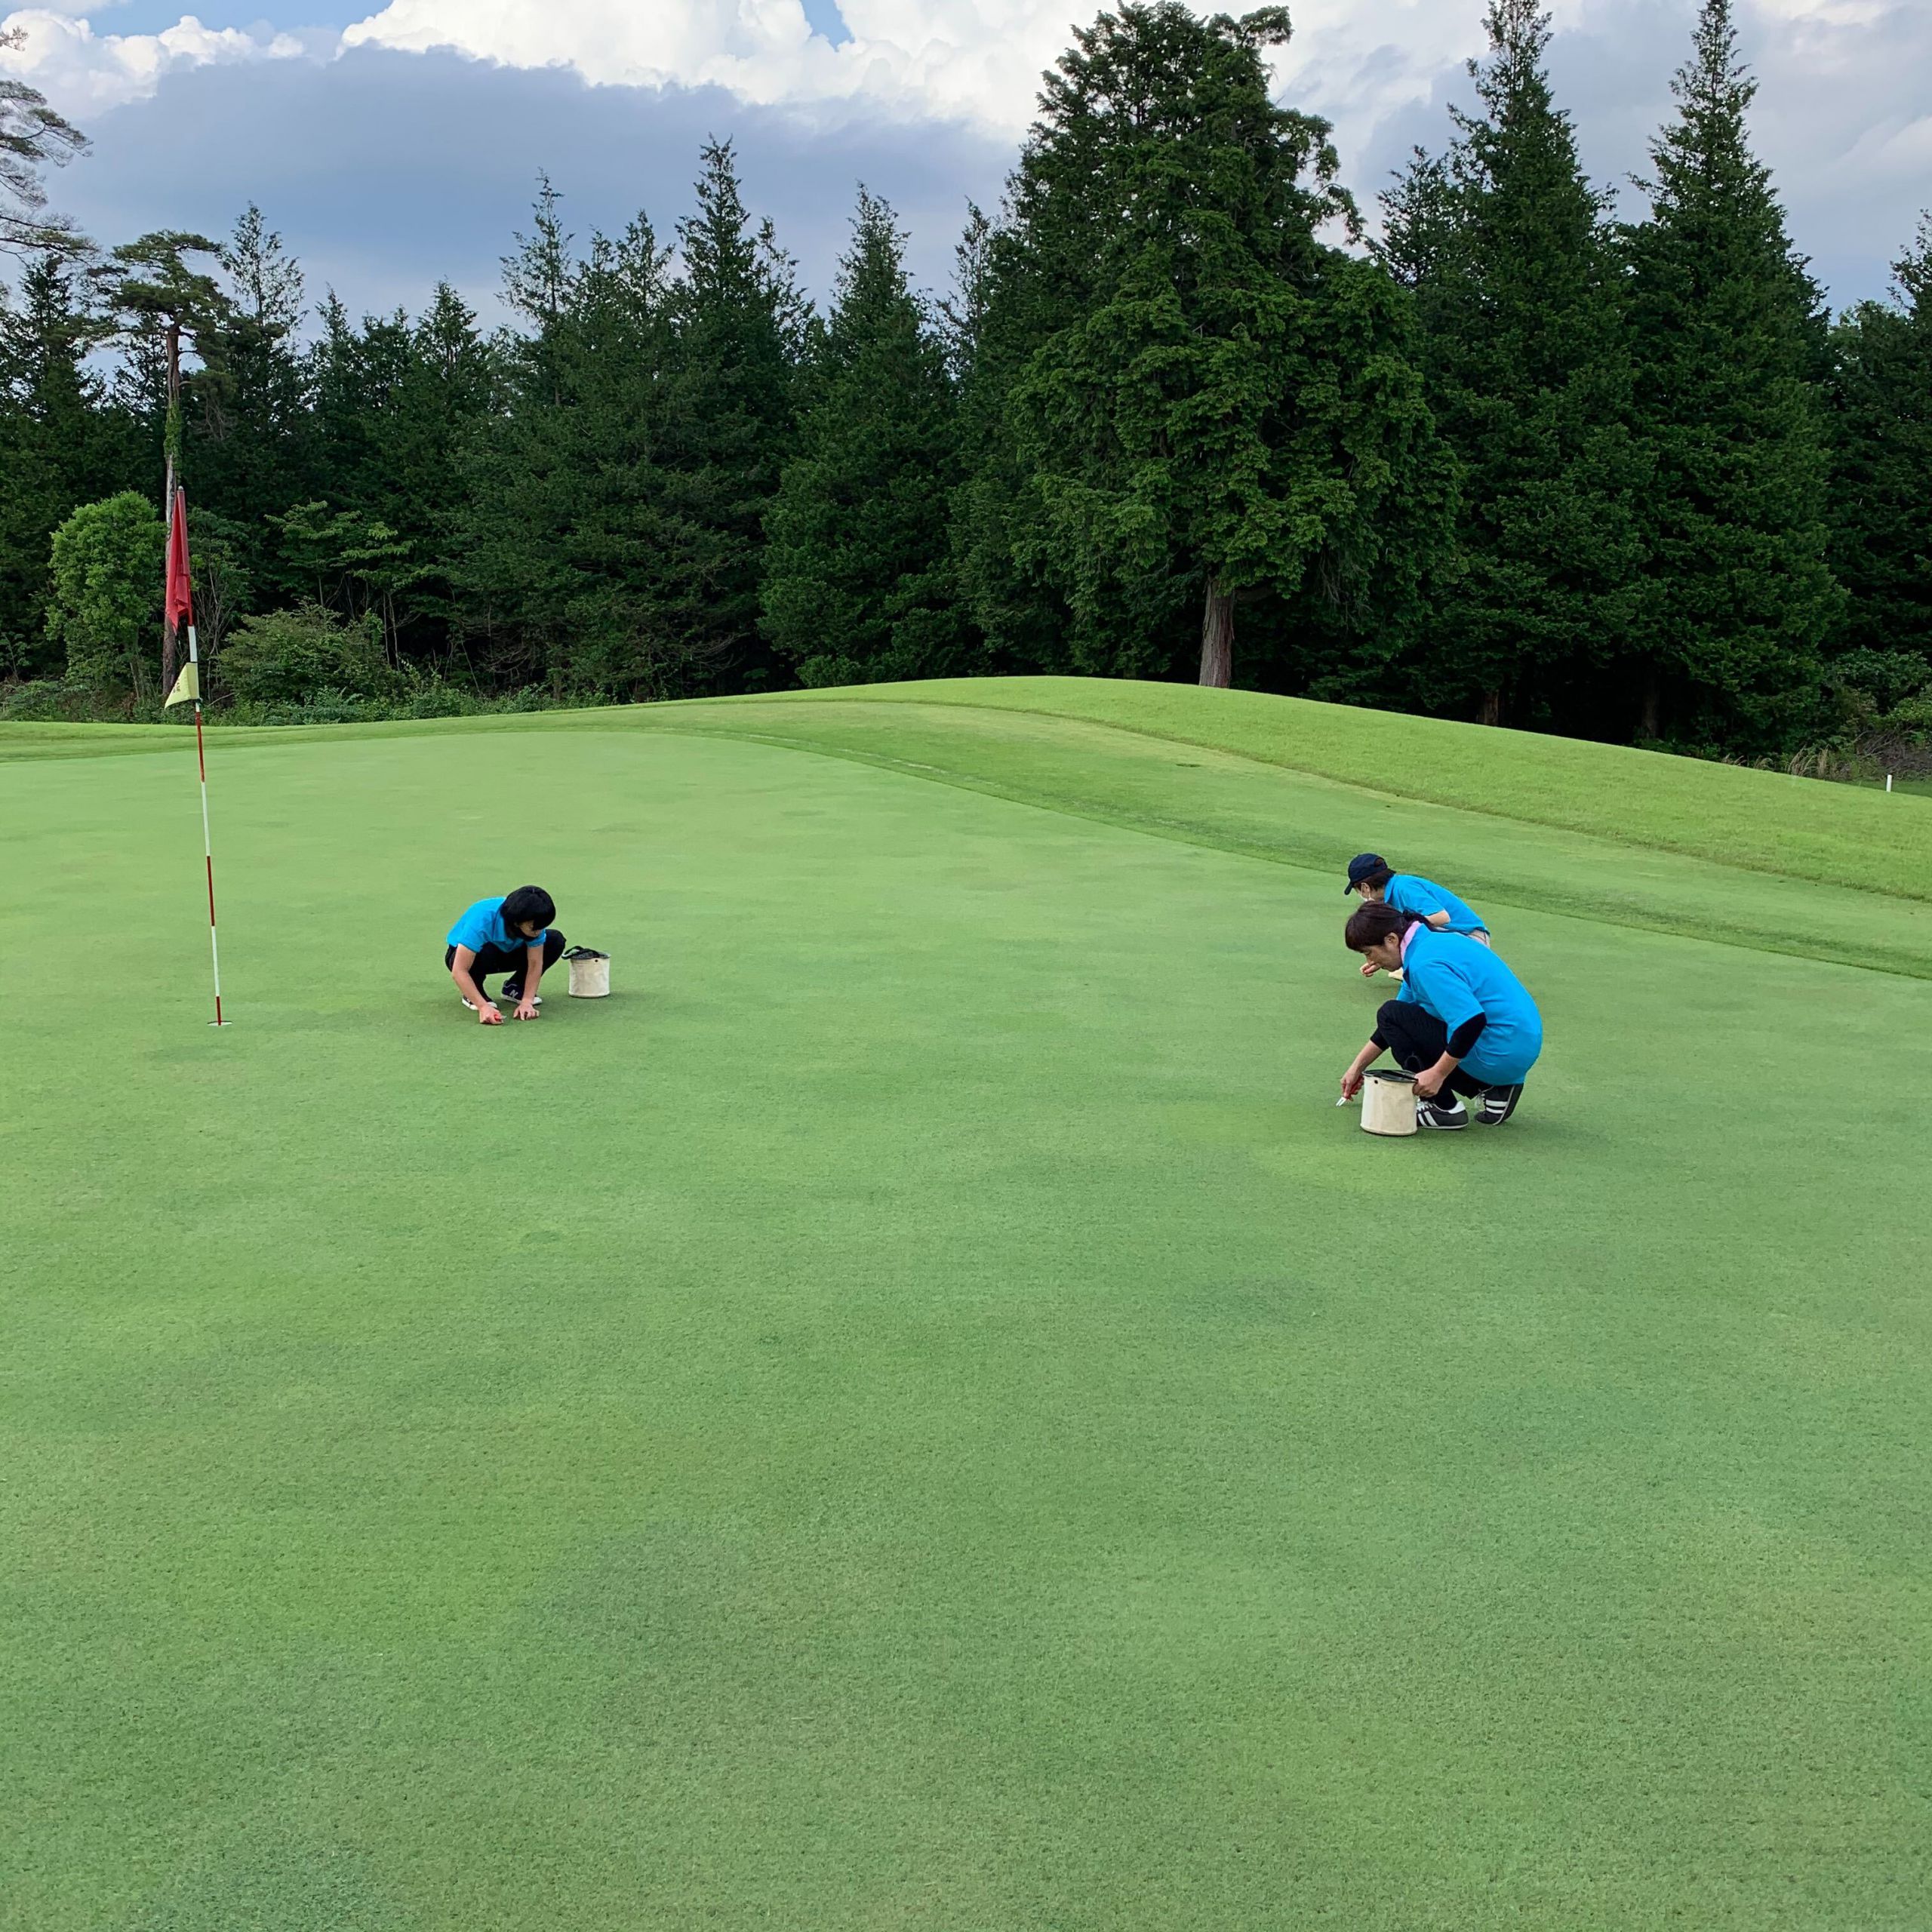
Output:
[1383, 0, 1646, 732]
[457, 182, 697, 697]
[656, 140, 809, 689]
[960, 3, 1454, 690]
[1828, 217, 1932, 700]
[1622, 0, 1841, 749]
[44, 489, 165, 699]
[218, 599, 392, 705]
[0, 253, 140, 673]
[762, 189, 968, 687]
[190, 208, 314, 531]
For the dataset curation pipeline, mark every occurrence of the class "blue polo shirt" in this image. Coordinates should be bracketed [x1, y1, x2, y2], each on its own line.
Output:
[1386, 873, 1487, 935]
[447, 897, 549, 956]
[1398, 927, 1543, 1085]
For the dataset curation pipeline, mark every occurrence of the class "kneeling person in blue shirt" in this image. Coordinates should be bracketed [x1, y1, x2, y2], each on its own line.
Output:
[1339, 902, 1542, 1129]
[1343, 854, 1489, 980]
[445, 885, 564, 1025]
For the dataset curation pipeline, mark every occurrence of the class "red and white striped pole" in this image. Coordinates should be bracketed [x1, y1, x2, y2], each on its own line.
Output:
[187, 620, 225, 1027]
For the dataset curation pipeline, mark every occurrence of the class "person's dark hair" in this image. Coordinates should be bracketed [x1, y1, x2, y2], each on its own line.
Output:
[501, 884, 555, 931]
[1345, 902, 1421, 952]
[1359, 863, 1395, 892]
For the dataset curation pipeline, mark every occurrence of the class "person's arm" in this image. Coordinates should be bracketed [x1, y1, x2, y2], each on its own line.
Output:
[451, 944, 502, 1025]
[1340, 1036, 1386, 1101]
[1425, 909, 1451, 929]
[514, 941, 545, 1020]
[1413, 1015, 1486, 1098]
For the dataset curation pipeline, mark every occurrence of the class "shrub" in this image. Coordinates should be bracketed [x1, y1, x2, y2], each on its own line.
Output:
[220, 604, 396, 706]
[45, 494, 167, 700]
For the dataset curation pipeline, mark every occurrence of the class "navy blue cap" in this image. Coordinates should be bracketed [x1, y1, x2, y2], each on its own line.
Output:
[1344, 854, 1388, 894]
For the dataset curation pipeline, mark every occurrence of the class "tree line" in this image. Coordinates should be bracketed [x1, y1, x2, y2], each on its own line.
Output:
[2, 0, 1928, 755]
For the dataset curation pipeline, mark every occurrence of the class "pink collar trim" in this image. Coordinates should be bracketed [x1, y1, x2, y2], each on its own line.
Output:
[1399, 921, 1423, 964]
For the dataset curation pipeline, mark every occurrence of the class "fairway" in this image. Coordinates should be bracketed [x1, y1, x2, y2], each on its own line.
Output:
[5, 683, 1929, 1928]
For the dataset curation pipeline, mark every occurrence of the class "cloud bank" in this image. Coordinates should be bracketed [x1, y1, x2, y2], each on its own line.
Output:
[2, 0, 1926, 315]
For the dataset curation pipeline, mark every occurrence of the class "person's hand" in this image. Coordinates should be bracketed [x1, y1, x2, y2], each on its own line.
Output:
[1359, 959, 1380, 977]
[1340, 1067, 1364, 1102]
[513, 998, 540, 1021]
[478, 1001, 503, 1026]
[1413, 1067, 1443, 1100]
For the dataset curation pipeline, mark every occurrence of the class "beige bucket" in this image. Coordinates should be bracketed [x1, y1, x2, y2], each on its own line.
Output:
[565, 949, 610, 998]
[1361, 1069, 1418, 1137]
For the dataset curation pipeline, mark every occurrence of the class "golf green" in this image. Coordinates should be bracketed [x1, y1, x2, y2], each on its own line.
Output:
[5, 684, 1928, 1929]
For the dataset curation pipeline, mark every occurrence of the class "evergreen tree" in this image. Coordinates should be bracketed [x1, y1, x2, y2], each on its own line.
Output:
[656, 140, 808, 688]
[1623, 0, 1840, 748]
[194, 207, 313, 533]
[1, 24, 88, 257]
[961, 3, 1451, 688]
[1827, 216, 1932, 701]
[308, 282, 496, 662]
[1383, 0, 1644, 731]
[458, 183, 692, 694]
[761, 188, 967, 686]
[0, 252, 139, 672]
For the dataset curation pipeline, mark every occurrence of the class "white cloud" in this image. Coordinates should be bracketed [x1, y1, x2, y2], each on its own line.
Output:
[0, 8, 303, 112]
[6, 0, 1925, 305]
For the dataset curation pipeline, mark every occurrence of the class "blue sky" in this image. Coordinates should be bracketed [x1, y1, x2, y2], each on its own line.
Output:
[5, 1, 1927, 328]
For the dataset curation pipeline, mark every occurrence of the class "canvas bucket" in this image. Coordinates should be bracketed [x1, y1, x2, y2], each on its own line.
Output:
[564, 947, 610, 998]
[1361, 1069, 1418, 1137]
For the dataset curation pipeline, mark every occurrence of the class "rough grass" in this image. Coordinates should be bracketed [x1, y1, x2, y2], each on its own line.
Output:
[5, 685, 1929, 1929]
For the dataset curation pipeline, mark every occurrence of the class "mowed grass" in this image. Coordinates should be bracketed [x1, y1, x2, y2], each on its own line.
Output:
[4, 683, 1929, 1930]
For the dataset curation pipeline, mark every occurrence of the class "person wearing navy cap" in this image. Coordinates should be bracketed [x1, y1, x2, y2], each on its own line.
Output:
[1338, 900, 1542, 1130]
[1343, 854, 1490, 980]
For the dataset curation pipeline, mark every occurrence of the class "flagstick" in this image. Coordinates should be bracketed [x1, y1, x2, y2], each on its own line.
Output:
[187, 623, 226, 1027]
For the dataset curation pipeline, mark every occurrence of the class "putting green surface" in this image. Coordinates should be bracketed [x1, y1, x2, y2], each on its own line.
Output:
[5, 683, 1929, 1929]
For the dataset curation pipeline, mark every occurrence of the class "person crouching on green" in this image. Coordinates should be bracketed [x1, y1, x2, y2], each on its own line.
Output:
[445, 885, 564, 1025]
[1339, 902, 1543, 1129]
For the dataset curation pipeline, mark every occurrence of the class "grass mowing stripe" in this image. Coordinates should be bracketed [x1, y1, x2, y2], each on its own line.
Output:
[9, 676, 1926, 902]
[755, 677, 1932, 899]
[611, 705, 1932, 980]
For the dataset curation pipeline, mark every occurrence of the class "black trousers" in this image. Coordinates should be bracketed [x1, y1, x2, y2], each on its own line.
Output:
[446, 930, 565, 989]
[1375, 999, 1488, 1100]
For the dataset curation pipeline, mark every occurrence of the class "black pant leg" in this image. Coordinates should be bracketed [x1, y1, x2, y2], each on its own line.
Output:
[452, 940, 521, 983]
[1377, 999, 1446, 1072]
[1376, 999, 1488, 1098]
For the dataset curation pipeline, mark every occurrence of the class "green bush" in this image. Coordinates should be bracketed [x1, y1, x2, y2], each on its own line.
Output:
[219, 604, 396, 706]
[45, 494, 168, 700]
[0, 678, 98, 722]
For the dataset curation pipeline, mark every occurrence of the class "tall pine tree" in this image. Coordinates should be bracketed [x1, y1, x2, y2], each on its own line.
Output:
[0, 251, 139, 673]
[964, 3, 1451, 689]
[458, 183, 687, 694]
[1623, 0, 1840, 748]
[1827, 215, 1932, 703]
[1383, 0, 1644, 732]
[656, 140, 807, 690]
[761, 188, 967, 687]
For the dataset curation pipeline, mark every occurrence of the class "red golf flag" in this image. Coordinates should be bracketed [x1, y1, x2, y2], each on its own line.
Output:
[165, 488, 193, 635]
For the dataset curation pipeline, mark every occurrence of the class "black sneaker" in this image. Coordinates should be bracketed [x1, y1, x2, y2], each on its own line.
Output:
[460, 986, 497, 1011]
[499, 981, 542, 1007]
[1417, 1096, 1469, 1131]
[1478, 1084, 1524, 1125]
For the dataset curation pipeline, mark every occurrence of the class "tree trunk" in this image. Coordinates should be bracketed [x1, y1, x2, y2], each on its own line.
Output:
[1198, 575, 1234, 689]
[1639, 672, 1661, 741]
[1479, 688, 1503, 728]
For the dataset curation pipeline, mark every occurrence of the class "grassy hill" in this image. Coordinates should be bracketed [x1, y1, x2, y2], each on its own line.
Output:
[5, 681, 1928, 1929]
